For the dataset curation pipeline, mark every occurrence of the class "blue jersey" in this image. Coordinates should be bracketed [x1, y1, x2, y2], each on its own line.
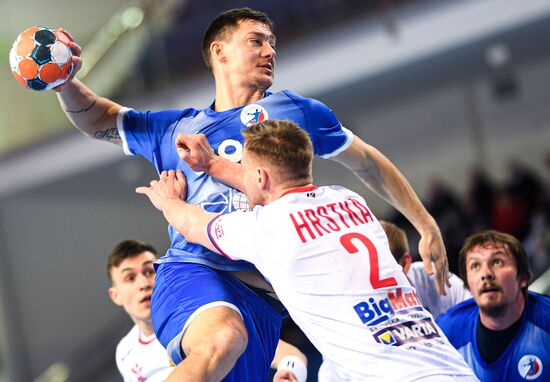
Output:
[436, 292, 550, 382]
[119, 90, 353, 271]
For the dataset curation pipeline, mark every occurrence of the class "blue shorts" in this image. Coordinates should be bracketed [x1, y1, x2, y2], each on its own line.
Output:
[151, 262, 283, 381]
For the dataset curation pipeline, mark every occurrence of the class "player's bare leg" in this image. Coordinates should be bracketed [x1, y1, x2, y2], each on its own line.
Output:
[165, 306, 248, 382]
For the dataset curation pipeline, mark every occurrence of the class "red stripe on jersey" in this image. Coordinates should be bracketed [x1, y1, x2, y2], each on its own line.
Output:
[280, 185, 317, 197]
[138, 331, 156, 345]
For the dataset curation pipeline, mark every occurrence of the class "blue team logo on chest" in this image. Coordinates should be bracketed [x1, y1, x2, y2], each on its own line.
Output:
[518, 355, 543, 380]
[240, 104, 269, 126]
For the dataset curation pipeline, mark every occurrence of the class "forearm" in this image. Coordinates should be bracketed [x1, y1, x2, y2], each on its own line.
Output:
[56, 78, 123, 143]
[161, 198, 219, 252]
[271, 340, 307, 369]
[335, 138, 437, 235]
[208, 156, 246, 192]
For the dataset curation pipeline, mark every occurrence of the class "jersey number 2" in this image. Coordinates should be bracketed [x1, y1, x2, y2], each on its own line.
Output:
[340, 232, 398, 289]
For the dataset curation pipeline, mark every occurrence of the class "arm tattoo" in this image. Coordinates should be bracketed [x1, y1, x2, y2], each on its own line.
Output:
[65, 95, 98, 114]
[94, 127, 121, 141]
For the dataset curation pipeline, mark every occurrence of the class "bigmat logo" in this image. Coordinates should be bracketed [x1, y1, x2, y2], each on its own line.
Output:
[353, 288, 424, 326]
[373, 318, 440, 346]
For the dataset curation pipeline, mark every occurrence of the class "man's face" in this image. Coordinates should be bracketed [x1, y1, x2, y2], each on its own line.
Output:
[108, 251, 156, 324]
[222, 19, 276, 89]
[465, 243, 526, 318]
[242, 149, 266, 208]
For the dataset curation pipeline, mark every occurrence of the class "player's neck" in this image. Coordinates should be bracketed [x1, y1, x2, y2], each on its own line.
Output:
[272, 181, 314, 202]
[214, 81, 265, 111]
[479, 292, 525, 331]
[136, 318, 155, 337]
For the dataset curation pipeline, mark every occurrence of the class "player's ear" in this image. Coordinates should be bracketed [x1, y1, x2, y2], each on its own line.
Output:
[211, 41, 226, 64]
[519, 278, 528, 289]
[258, 167, 268, 190]
[401, 253, 413, 274]
[108, 286, 122, 306]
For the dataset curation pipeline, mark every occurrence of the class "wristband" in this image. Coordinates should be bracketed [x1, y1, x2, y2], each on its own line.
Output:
[277, 355, 307, 382]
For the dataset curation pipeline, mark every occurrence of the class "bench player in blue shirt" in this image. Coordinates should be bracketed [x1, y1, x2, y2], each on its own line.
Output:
[55, 7, 449, 382]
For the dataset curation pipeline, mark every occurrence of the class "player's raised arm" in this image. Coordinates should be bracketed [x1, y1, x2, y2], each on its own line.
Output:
[332, 136, 450, 295]
[136, 170, 219, 252]
[54, 29, 123, 146]
[176, 133, 246, 192]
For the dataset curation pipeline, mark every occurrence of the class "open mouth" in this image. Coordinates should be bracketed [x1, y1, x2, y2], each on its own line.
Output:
[140, 295, 152, 303]
[480, 286, 500, 294]
[259, 63, 273, 72]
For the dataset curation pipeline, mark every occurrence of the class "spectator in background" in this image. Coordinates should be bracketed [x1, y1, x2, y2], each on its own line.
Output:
[489, 186, 528, 240]
[425, 179, 471, 275]
[380, 220, 471, 318]
[466, 167, 495, 230]
[437, 230, 550, 382]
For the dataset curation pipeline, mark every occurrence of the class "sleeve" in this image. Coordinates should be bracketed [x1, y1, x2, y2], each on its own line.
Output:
[207, 209, 260, 264]
[116, 107, 192, 163]
[447, 273, 472, 305]
[284, 90, 354, 158]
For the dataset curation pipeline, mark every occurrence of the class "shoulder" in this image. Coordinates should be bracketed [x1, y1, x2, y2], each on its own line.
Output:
[115, 325, 137, 360]
[526, 292, 550, 332]
[436, 299, 477, 342]
[409, 261, 429, 276]
[280, 90, 334, 115]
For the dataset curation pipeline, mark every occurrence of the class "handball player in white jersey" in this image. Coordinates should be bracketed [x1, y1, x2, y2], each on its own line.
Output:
[137, 120, 478, 381]
[107, 240, 174, 381]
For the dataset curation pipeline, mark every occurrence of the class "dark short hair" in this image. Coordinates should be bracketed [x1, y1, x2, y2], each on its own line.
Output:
[379, 221, 409, 262]
[243, 120, 313, 182]
[107, 240, 159, 283]
[458, 230, 532, 295]
[202, 7, 274, 70]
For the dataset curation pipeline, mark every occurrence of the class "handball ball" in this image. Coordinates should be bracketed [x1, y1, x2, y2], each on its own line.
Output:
[9, 26, 74, 91]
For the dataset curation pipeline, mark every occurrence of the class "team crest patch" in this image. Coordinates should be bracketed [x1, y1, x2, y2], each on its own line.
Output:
[240, 104, 268, 126]
[518, 355, 543, 380]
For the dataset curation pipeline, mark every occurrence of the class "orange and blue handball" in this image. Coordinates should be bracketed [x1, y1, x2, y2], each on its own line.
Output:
[9, 26, 74, 91]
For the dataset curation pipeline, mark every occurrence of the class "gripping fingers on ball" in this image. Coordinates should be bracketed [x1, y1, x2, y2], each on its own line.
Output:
[69, 42, 82, 57]
[58, 28, 74, 41]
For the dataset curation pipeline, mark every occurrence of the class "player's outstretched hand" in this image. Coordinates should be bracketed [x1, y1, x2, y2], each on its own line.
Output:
[175, 133, 217, 173]
[273, 370, 299, 382]
[135, 169, 187, 211]
[53, 28, 82, 92]
[417, 227, 451, 296]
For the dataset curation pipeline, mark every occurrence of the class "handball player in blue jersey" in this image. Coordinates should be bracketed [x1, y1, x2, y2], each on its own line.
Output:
[437, 230, 550, 382]
[55, 7, 449, 381]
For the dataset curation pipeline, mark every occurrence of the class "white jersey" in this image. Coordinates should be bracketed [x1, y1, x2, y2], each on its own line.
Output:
[115, 325, 174, 382]
[406, 262, 472, 319]
[208, 185, 476, 381]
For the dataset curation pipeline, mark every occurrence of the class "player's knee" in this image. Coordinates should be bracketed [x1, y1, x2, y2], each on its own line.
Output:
[214, 318, 248, 358]
[190, 318, 248, 360]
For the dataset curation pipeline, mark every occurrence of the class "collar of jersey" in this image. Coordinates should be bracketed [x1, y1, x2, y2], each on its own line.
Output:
[138, 330, 157, 345]
[205, 91, 273, 117]
[281, 185, 318, 197]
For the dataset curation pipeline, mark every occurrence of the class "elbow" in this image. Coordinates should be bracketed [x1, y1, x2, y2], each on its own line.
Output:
[177, 224, 200, 245]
